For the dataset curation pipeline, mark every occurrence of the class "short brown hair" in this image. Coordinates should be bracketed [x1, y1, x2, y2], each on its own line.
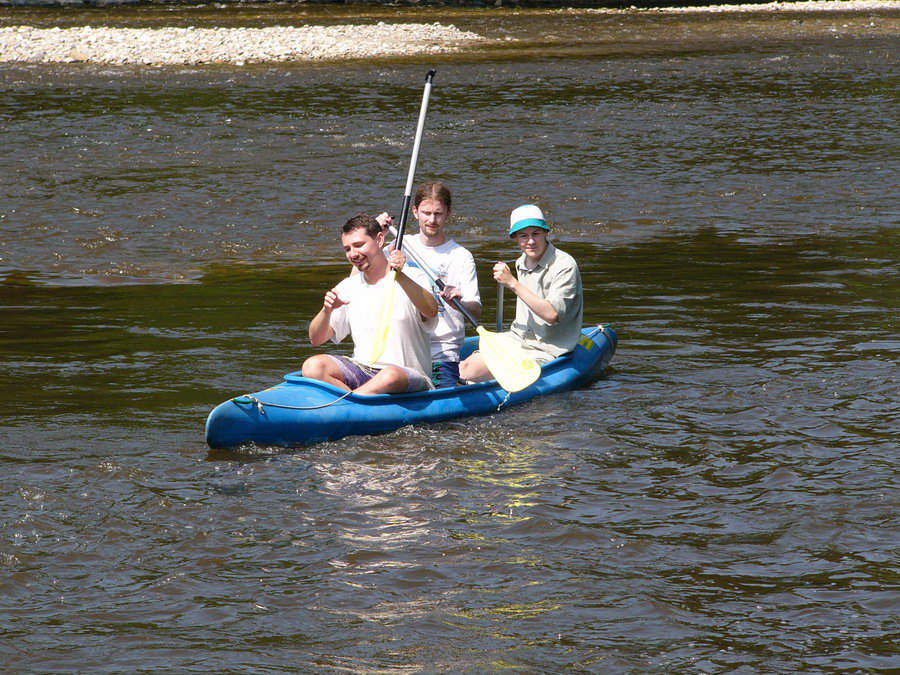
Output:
[413, 180, 452, 211]
[342, 214, 383, 239]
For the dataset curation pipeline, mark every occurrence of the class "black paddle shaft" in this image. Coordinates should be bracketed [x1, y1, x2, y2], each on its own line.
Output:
[434, 278, 482, 331]
[393, 193, 412, 254]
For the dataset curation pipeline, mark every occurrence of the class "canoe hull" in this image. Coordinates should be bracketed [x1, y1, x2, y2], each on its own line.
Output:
[205, 325, 616, 449]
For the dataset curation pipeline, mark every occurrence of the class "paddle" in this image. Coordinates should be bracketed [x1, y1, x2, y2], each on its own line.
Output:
[388, 226, 541, 392]
[369, 68, 437, 364]
[497, 283, 504, 333]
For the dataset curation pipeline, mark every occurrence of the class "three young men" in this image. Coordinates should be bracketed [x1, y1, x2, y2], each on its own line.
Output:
[303, 201, 582, 394]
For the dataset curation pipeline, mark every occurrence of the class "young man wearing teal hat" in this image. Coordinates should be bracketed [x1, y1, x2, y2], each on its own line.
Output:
[459, 204, 583, 383]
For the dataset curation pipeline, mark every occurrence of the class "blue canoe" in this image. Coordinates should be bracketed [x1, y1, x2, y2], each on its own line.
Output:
[205, 324, 616, 449]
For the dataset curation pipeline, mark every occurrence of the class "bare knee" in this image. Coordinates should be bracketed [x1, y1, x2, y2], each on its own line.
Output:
[302, 354, 333, 380]
[356, 366, 408, 395]
[459, 355, 489, 383]
[379, 366, 408, 391]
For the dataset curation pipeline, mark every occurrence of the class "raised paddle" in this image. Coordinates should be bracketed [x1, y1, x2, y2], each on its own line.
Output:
[369, 68, 437, 364]
[388, 226, 541, 393]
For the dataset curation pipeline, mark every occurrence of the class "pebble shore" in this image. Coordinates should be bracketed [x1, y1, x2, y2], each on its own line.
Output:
[618, 0, 900, 12]
[0, 22, 482, 65]
[0, 1, 895, 66]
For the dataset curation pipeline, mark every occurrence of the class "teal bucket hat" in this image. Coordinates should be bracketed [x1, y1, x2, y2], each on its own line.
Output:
[509, 204, 549, 237]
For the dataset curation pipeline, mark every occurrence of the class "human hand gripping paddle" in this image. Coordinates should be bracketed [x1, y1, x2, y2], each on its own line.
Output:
[388, 226, 541, 393]
[369, 68, 437, 364]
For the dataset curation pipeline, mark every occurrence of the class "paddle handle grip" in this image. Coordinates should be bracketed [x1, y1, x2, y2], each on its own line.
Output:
[394, 195, 412, 254]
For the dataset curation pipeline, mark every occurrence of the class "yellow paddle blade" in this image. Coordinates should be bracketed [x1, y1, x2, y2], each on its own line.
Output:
[368, 270, 396, 364]
[475, 326, 541, 392]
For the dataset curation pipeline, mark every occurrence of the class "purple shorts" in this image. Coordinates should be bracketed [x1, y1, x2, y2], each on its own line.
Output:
[325, 355, 432, 393]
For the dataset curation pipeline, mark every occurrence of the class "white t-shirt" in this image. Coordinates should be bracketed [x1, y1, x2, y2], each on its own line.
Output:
[402, 237, 481, 362]
[329, 266, 438, 378]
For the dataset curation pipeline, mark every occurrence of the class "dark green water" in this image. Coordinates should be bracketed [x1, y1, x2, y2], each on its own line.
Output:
[1, 6, 898, 671]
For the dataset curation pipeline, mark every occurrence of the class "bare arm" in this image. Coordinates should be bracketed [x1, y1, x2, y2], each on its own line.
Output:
[388, 249, 438, 319]
[438, 285, 482, 319]
[493, 262, 558, 324]
[460, 298, 483, 319]
[308, 288, 345, 345]
[396, 270, 439, 319]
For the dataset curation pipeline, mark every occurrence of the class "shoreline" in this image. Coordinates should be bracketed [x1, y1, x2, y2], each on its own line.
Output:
[612, 0, 900, 12]
[1, 0, 899, 8]
[0, 23, 482, 64]
[0, 1, 896, 65]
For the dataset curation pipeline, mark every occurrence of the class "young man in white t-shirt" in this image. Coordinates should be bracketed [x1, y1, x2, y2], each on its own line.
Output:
[303, 214, 438, 395]
[377, 181, 481, 388]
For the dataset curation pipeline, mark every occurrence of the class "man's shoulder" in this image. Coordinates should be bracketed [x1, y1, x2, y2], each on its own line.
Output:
[433, 238, 464, 253]
[546, 244, 579, 271]
[440, 239, 475, 262]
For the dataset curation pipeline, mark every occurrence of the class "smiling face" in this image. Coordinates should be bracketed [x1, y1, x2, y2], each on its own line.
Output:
[412, 198, 450, 244]
[341, 227, 385, 275]
[513, 226, 549, 263]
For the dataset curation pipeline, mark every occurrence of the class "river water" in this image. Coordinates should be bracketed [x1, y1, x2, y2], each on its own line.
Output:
[1, 5, 898, 671]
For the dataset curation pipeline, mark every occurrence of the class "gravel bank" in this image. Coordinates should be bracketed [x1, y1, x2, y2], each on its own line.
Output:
[0, 22, 483, 65]
[1, 1, 895, 66]
[597, 0, 900, 12]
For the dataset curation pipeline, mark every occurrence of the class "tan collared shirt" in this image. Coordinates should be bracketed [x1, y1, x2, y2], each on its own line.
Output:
[509, 242, 583, 360]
